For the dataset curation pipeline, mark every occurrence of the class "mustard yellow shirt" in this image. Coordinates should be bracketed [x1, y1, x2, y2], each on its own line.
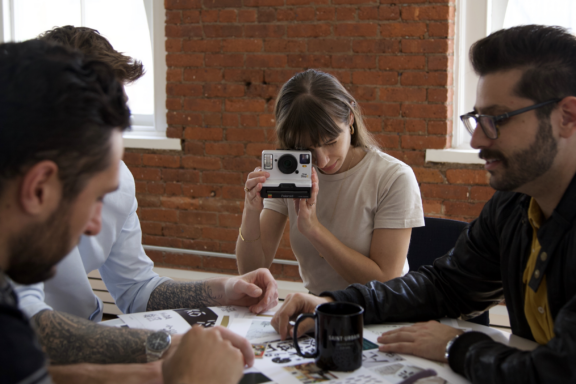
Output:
[523, 198, 555, 344]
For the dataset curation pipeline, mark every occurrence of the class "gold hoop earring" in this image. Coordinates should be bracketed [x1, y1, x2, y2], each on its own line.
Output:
[350, 125, 355, 135]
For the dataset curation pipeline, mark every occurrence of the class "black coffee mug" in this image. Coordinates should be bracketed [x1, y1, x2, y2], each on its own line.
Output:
[293, 302, 364, 372]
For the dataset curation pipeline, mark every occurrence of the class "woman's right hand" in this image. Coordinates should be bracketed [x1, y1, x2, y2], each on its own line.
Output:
[244, 167, 270, 213]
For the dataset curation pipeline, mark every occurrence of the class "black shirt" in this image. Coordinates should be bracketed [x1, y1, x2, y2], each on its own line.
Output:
[0, 271, 51, 384]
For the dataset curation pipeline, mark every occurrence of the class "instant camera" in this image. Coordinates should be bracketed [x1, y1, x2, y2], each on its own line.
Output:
[260, 150, 312, 198]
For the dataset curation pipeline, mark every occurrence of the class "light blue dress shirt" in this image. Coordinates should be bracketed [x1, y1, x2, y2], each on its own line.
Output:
[13, 161, 170, 322]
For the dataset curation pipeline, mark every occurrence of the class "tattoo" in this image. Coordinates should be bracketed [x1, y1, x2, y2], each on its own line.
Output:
[32, 310, 152, 365]
[147, 280, 223, 311]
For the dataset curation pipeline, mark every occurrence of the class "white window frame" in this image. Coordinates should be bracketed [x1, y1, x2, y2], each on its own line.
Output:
[0, 0, 180, 150]
[426, 0, 509, 164]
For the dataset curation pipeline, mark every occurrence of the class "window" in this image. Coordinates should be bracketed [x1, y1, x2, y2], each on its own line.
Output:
[427, 0, 576, 163]
[0, 0, 180, 150]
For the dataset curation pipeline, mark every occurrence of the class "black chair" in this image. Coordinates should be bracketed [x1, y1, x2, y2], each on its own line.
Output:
[407, 217, 490, 326]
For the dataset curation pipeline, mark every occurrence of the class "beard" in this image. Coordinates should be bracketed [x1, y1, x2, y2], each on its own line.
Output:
[6, 203, 74, 285]
[480, 117, 558, 191]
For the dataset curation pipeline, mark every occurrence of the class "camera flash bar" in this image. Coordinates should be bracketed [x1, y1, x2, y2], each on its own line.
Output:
[263, 154, 273, 170]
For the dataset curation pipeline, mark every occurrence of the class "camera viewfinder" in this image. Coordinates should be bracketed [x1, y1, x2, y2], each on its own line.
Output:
[300, 154, 311, 164]
[263, 154, 273, 170]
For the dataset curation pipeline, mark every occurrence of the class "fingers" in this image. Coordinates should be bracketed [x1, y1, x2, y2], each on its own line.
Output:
[377, 330, 417, 344]
[271, 293, 326, 340]
[378, 342, 414, 355]
[293, 198, 300, 216]
[250, 272, 279, 314]
[213, 326, 255, 367]
[310, 168, 319, 201]
[235, 269, 278, 314]
[245, 176, 266, 194]
[293, 318, 315, 338]
[377, 328, 419, 357]
[271, 294, 295, 340]
[247, 169, 269, 183]
[376, 322, 461, 362]
[232, 279, 263, 299]
[245, 169, 270, 202]
[299, 197, 309, 213]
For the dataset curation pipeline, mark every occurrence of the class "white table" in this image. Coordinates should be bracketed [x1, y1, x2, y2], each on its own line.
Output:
[102, 307, 538, 384]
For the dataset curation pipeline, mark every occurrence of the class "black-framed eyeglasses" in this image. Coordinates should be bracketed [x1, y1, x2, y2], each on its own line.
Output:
[460, 98, 561, 139]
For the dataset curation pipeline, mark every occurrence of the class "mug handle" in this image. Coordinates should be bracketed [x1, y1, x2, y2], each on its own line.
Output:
[293, 313, 318, 358]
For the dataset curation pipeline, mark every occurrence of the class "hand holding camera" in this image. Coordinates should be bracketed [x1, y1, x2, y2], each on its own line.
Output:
[243, 168, 270, 213]
[293, 167, 320, 234]
[242, 150, 320, 237]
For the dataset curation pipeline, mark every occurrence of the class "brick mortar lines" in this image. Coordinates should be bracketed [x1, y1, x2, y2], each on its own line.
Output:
[122, 1, 490, 278]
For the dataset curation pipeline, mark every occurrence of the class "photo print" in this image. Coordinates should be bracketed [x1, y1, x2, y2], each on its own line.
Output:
[265, 337, 316, 365]
[362, 350, 404, 369]
[252, 343, 267, 359]
[246, 320, 281, 343]
[143, 313, 163, 322]
[368, 363, 450, 384]
[174, 307, 219, 328]
[362, 339, 379, 351]
[284, 362, 338, 383]
[160, 324, 178, 335]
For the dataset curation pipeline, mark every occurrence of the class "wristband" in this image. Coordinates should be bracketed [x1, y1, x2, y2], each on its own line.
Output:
[239, 226, 260, 242]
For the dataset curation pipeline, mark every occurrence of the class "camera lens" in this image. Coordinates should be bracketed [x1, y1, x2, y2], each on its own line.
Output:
[278, 154, 298, 174]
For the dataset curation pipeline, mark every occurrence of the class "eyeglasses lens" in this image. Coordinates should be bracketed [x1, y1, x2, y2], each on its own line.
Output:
[462, 115, 477, 135]
[478, 116, 498, 139]
[462, 115, 498, 139]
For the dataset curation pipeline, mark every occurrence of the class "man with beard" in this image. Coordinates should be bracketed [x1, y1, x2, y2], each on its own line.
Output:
[11, 26, 278, 377]
[0, 40, 252, 384]
[272, 25, 576, 383]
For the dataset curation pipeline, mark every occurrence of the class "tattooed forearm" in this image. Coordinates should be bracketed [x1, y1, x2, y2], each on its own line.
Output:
[32, 310, 153, 365]
[147, 280, 223, 311]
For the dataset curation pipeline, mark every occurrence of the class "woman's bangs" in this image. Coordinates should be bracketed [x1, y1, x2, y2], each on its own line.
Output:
[278, 97, 342, 149]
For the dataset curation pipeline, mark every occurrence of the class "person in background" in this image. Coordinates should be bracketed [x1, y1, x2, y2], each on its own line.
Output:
[237, 69, 424, 295]
[0, 39, 247, 384]
[12, 26, 277, 381]
[272, 25, 576, 383]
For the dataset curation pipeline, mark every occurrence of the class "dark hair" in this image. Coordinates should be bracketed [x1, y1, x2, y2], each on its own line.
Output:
[39, 25, 144, 84]
[275, 69, 377, 150]
[0, 39, 131, 199]
[470, 25, 576, 118]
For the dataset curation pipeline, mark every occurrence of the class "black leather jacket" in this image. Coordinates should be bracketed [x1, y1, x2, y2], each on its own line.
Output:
[325, 175, 576, 383]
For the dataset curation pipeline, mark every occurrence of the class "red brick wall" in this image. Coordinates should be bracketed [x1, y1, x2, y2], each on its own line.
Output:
[123, 0, 495, 280]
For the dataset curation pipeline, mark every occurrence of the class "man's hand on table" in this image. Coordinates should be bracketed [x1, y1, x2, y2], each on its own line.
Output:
[377, 321, 464, 363]
[271, 293, 334, 340]
[162, 326, 246, 384]
[223, 268, 279, 314]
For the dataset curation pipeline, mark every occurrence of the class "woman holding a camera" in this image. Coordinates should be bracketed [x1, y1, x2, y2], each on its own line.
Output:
[236, 69, 424, 295]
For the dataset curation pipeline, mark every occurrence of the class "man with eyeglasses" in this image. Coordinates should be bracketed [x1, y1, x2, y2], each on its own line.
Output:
[271, 24, 576, 383]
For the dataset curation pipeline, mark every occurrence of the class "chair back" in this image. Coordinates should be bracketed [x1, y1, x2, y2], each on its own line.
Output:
[408, 217, 467, 272]
[407, 217, 490, 326]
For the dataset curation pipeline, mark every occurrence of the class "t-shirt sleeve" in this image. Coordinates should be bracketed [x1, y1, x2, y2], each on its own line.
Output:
[0, 305, 51, 384]
[263, 197, 289, 216]
[374, 165, 424, 229]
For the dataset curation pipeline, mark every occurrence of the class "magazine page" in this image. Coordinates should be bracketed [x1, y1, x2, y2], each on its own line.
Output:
[118, 307, 222, 334]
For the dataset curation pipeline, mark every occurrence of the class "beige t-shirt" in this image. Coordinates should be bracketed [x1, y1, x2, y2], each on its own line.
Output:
[264, 149, 424, 294]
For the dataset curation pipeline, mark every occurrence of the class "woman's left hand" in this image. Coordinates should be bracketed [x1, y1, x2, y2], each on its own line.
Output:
[294, 167, 321, 235]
